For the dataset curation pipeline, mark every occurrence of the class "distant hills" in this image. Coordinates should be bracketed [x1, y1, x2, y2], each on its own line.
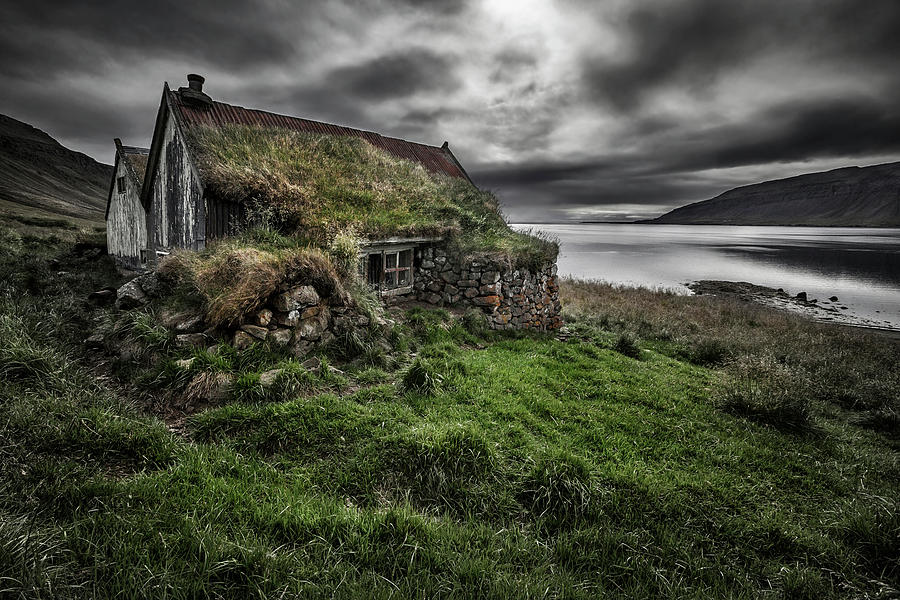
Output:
[646, 162, 900, 227]
[0, 114, 111, 225]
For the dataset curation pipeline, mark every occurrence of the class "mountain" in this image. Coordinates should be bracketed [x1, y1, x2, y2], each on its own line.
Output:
[0, 114, 112, 224]
[647, 162, 900, 226]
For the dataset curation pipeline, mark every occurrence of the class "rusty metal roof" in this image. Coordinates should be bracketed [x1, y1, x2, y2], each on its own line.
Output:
[169, 90, 468, 180]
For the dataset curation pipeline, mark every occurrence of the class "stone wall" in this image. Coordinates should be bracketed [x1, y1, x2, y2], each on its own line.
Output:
[115, 272, 371, 357]
[413, 245, 562, 331]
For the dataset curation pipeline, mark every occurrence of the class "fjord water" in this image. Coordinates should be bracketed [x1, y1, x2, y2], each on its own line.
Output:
[515, 224, 900, 329]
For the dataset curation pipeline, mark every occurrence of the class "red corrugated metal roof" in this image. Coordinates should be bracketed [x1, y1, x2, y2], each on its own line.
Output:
[169, 90, 467, 179]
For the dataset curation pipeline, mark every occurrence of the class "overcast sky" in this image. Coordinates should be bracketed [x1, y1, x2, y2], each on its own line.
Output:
[2, 0, 899, 222]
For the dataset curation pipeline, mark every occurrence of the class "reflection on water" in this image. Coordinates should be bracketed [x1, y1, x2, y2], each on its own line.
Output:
[514, 224, 900, 328]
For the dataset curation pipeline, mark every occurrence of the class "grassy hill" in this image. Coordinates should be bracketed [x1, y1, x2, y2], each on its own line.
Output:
[0, 219, 898, 598]
[648, 162, 900, 227]
[0, 114, 111, 227]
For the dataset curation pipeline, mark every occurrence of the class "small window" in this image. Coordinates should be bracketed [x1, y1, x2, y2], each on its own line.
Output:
[117, 176, 126, 194]
[361, 248, 414, 292]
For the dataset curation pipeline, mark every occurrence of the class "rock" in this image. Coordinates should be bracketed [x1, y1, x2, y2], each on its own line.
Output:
[297, 316, 324, 340]
[425, 293, 442, 304]
[175, 333, 208, 347]
[320, 331, 335, 345]
[175, 358, 195, 369]
[85, 333, 104, 349]
[115, 279, 148, 309]
[829, 296, 839, 302]
[273, 285, 320, 312]
[233, 330, 254, 350]
[481, 271, 500, 284]
[240, 324, 269, 340]
[269, 328, 292, 346]
[291, 339, 314, 358]
[795, 291, 807, 301]
[421, 260, 435, 269]
[259, 368, 282, 387]
[472, 295, 501, 307]
[255, 308, 273, 327]
[300, 305, 321, 319]
[301, 356, 321, 370]
[136, 272, 162, 297]
[277, 310, 301, 327]
[87, 288, 116, 306]
[174, 313, 204, 334]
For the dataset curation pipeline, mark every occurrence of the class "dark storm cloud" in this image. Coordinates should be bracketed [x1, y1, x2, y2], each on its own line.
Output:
[582, 0, 900, 111]
[0, 0, 300, 78]
[1, 0, 898, 221]
[667, 95, 900, 172]
[326, 49, 458, 101]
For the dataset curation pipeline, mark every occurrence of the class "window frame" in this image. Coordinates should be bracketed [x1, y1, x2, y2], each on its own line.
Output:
[360, 246, 415, 296]
[116, 176, 126, 194]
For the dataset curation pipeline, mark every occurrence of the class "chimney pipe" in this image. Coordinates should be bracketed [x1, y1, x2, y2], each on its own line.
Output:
[187, 74, 205, 92]
[178, 74, 212, 108]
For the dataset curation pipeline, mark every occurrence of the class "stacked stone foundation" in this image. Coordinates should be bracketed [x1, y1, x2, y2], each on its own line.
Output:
[413, 245, 562, 331]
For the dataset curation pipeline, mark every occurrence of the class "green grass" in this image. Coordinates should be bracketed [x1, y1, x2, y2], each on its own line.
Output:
[1, 222, 898, 598]
[186, 125, 557, 269]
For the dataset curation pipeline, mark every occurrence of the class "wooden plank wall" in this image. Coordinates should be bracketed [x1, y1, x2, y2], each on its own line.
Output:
[149, 114, 205, 253]
[106, 155, 147, 268]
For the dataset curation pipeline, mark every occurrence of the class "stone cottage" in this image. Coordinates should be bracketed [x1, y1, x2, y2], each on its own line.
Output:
[107, 75, 561, 331]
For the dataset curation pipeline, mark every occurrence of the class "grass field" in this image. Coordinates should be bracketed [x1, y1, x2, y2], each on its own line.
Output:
[1, 223, 897, 599]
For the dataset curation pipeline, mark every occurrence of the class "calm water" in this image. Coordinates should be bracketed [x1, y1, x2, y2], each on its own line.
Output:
[514, 224, 900, 329]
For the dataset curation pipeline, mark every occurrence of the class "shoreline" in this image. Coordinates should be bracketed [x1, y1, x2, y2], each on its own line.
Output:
[687, 279, 900, 338]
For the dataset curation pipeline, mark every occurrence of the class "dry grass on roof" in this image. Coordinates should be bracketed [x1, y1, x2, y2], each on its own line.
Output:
[186, 124, 558, 268]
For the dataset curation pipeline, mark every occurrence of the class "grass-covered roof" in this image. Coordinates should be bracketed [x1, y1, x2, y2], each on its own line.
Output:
[186, 124, 557, 268]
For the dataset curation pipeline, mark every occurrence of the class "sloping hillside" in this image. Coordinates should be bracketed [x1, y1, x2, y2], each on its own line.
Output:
[649, 162, 900, 226]
[0, 114, 112, 225]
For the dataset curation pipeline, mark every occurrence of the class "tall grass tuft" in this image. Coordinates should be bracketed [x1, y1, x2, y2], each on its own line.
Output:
[718, 354, 814, 432]
[158, 239, 344, 327]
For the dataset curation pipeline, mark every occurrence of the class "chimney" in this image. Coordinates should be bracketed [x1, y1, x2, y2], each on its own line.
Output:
[178, 74, 212, 108]
[187, 74, 205, 92]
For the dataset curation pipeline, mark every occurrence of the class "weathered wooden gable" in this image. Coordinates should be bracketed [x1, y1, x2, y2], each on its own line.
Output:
[106, 141, 148, 269]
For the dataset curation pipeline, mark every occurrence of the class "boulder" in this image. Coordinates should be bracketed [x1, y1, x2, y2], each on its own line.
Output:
[174, 313, 204, 334]
[136, 272, 162, 297]
[273, 285, 320, 312]
[269, 328, 292, 346]
[259, 368, 283, 387]
[240, 324, 269, 340]
[84, 333, 105, 349]
[301, 356, 321, 370]
[175, 333, 208, 347]
[277, 310, 301, 327]
[795, 291, 808, 301]
[255, 308, 273, 327]
[115, 280, 148, 309]
[87, 288, 117, 307]
[233, 330, 254, 350]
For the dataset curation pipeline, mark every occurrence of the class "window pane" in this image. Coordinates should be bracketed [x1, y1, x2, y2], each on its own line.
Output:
[399, 249, 412, 268]
[385, 252, 397, 269]
[398, 268, 408, 286]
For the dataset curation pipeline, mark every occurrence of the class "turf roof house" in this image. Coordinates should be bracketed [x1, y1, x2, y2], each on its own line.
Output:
[133, 74, 472, 294]
[108, 75, 562, 331]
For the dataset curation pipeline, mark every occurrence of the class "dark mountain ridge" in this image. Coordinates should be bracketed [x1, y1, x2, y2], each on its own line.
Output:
[647, 161, 900, 226]
[0, 114, 112, 223]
